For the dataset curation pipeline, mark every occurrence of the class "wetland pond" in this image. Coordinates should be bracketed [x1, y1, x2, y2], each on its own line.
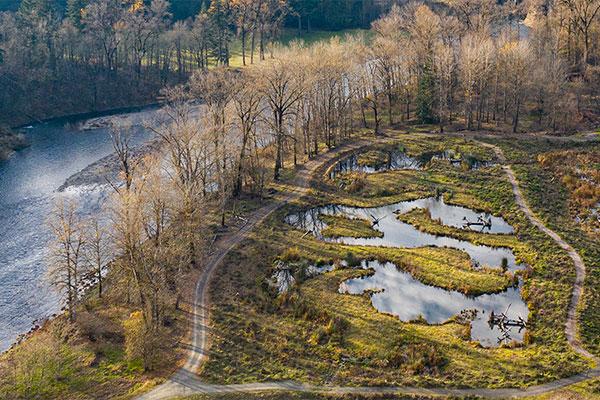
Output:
[286, 197, 520, 271]
[329, 149, 496, 179]
[340, 260, 527, 347]
[285, 197, 528, 346]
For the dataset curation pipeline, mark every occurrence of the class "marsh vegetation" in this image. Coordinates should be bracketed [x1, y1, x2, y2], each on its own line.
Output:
[1, 0, 600, 398]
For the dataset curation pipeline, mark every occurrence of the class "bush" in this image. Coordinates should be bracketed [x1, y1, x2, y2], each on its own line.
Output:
[123, 311, 164, 371]
[388, 341, 447, 374]
[0, 330, 81, 399]
[344, 251, 362, 268]
[123, 311, 145, 365]
[346, 173, 366, 193]
[279, 247, 302, 263]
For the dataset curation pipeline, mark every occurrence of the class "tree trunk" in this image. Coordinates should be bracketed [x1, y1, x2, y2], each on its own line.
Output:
[512, 99, 520, 133]
[251, 30, 256, 64]
[372, 103, 380, 135]
[387, 91, 393, 125]
[242, 29, 247, 66]
[274, 111, 283, 180]
[583, 28, 590, 67]
[260, 30, 265, 61]
[234, 127, 249, 196]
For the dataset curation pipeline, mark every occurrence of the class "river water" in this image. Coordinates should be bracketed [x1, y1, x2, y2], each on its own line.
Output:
[0, 108, 156, 351]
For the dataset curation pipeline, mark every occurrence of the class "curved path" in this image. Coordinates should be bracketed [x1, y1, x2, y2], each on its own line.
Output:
[479, 141, 597, 361]
[138, 137, 598, 400]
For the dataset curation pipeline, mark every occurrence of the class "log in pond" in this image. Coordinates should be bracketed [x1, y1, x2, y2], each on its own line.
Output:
[286, 197, 521, 271]
[339, 260, 528, 347]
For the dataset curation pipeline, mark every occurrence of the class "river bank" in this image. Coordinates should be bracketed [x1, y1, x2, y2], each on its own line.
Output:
[0, 127, 28, 161]
[0, 107, 159, 353]
[0, 99, 162, 162]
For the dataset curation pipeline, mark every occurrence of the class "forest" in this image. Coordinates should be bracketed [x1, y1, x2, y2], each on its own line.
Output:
[0, 0, 388, 27]
[0, 1, 393, 135]
[2, 0, 600, 132]
[0, 0, 600, 399]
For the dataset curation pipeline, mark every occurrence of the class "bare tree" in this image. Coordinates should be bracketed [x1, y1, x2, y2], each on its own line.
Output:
[434, 43, 457, 132]
[232, 0, 255, 66]
[190, 67, 235, 224]
[498, 37, 532, 132]
[459, 34, 495, 130]
[558, 0, 600, 67]
[448, 0, 502, 34]
[48, 198, 85, 322]
[369, 36, 401, 126]
[109, 156, 172, 329]
[231, 70, 263, 196]
[190, 12, 213, 70]
[82, 0, 123, 72]
[154, 86, 210, 269]
[360, 54, 384, 135]
[84, 217, 112, 299]
[121, 0, 171, 78]
[254, 49, 305, 179]
[109, 123, 141, 192]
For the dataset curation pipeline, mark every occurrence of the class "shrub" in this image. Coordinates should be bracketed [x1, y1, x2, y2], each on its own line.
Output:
[0, 329, 81, 399]
[344, 251, 362, 268]
[388, 341, 447, 374]
[123, 311, 164, 371]
[346, 173, 366, 193]
[123, 311, 145, 365]
[279, 247, 302, 262]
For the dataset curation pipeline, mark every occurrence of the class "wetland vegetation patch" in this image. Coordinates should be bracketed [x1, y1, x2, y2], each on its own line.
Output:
[200, 134, 589, 388]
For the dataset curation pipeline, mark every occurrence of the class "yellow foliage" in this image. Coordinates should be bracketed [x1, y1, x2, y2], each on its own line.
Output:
[129, 0, 144, 13]
[123, 310, 145, 363]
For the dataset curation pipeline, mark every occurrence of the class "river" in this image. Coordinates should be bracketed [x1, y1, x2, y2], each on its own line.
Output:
[0, 107, 157, 351]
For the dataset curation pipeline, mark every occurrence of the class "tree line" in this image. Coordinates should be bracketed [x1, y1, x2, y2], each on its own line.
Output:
[1, 0, 394, 29]
[361, 0, 600, 133]
[43, 31, 373, 366]
[0, 0, 298, 126]
[4, 0, 600, 129]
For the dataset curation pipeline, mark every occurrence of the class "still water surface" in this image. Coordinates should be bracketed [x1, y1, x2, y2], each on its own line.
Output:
[328, 149, 495, 179]
[286, 197, 528, 346]
[340, 260, 527, 347]
[286, 197, 520, 270]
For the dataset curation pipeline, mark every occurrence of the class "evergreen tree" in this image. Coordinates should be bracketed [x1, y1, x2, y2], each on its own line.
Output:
[288, 0, 319, 30]
[170, 0, 203, 21]
[17, 0, 61, 69]
[207, 0, 234, 65]
[66, 0, 86, 28]
[416, 64, 437, 124]
[18, 0, 60, 20]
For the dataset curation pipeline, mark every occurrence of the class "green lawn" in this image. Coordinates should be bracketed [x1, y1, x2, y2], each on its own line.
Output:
[227, 29, 369, 68]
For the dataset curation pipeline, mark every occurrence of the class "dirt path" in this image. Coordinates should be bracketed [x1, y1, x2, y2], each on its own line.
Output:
[137, 139, 373, 400]
[479, 141, 598, 361]
[138, 137, 598, 400]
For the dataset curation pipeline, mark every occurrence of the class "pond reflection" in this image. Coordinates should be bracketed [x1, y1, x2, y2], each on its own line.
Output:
[329, 149, 496, 179]
[339, 260, 527, 347]
[329, 150, 421, 178]
[286, 197, 521, 271]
